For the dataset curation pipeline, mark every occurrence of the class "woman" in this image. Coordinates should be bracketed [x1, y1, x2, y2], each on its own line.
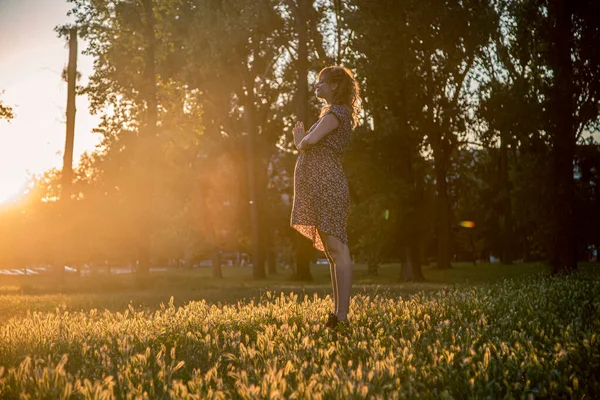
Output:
[291, 65, 361, 329]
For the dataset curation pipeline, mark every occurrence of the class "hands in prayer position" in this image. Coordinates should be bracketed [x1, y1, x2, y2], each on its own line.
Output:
[293, 121, 306, 150]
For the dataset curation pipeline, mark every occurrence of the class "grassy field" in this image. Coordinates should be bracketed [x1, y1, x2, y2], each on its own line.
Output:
[0, 262, 599, 398]
[0, 261, 564, 322]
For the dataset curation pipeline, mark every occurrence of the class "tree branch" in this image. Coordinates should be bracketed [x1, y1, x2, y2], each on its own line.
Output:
[307, 3, 333, 65]
[334, 0, 342, 64]
[283, 40, 298, 63]
[451, 55, 475, 108]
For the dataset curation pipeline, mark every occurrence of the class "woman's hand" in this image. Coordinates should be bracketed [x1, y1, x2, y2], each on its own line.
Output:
[293, 121, 305, 137]
[293, 121, 305, 150]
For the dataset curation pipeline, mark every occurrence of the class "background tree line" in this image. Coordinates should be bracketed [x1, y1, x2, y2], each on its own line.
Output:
[0, 0, 598, 280]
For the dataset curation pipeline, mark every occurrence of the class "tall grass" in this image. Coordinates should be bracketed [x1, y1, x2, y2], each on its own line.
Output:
[0, 262, 558, 322]
[0, 274, 598, 398]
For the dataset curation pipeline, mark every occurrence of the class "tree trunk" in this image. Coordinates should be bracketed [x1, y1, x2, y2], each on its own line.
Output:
[293, 234, 314, 280]
[500, 131, 514, 264]
[292, 0, 313, 281]
[62, 28, 77, 201]
[400, 211, 426, 280]
[195, 176, 223, 278]
[434, 153, 452, 269]
[399, 241, 425, 281]
[259, 202, 277, 275]
[257, 140, 274, 275]
[549, 0, 577, 274]
[244, 69, 266, 279]
[137, 0, 158, 282]
[403, 145, 425, 279]
[59, 28, 78, 279]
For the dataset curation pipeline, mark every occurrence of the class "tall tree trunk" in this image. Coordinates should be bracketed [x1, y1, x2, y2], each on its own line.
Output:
[292, 0, 313, 281]
[549, 0, 577, 274]
[500, 131, 514, 264]
[62, 28, 77, 201]
[401, 215, 426, 281]
[244, 69, 266, 279]
[433, 150, 452, 269]
[257, 139, 274, 275]
[400, 239, 425, 281]
[402, 145, 425, 280]
[137, 0, 157, 282]
[425, 50, 452, 270]
[196, 176, 223, 278]
[58, 28, 78, 282]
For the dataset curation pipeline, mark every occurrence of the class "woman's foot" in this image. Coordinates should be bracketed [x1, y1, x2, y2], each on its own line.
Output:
[324, 313, 338, 329]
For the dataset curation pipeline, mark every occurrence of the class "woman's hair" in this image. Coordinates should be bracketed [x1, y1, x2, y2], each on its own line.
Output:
[318, 65, 361, 128]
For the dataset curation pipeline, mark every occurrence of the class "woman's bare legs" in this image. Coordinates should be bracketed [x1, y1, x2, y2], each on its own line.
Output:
[319, 231, 352, 321]
[321, 239, 339, 315]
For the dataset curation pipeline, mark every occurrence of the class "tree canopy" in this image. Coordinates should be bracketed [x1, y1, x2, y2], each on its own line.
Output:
[1, 0, 599, 278]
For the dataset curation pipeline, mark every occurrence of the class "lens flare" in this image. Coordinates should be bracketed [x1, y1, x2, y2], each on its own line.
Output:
[460, 221, 475, 228]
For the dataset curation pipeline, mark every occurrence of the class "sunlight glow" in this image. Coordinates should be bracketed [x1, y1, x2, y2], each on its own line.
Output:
[0, 0, 101, 205]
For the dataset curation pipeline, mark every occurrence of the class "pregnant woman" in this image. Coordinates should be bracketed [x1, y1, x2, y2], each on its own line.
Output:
[291, 65, 361, 329]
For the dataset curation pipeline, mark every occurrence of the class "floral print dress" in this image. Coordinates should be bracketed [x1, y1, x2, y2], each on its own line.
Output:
[291, 105, 353, 252]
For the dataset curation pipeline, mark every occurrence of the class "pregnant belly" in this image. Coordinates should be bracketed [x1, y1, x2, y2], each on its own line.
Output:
[296, 152, 346, 192]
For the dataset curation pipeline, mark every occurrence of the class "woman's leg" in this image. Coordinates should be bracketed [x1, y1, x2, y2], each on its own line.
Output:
[320, 233, 353, 321]
[325, 251, 339, 316]
[319, 229, 338, 315]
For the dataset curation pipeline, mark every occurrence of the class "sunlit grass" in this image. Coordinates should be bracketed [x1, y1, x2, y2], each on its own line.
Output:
[0, 262, 558, 322]
[0, 274, 598, 398]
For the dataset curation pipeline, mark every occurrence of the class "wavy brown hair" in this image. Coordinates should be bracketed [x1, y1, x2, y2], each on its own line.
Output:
[318, 66, 361, 128]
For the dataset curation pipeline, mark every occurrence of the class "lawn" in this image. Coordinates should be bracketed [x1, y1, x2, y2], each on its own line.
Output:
[0, 262, 598, 398]
[0, 262, 558, 322]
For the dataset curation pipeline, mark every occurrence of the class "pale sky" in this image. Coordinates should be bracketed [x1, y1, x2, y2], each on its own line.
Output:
[0, 0, 100, 204]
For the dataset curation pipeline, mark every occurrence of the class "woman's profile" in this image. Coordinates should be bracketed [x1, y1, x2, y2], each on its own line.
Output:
[291, 65, 361, 329]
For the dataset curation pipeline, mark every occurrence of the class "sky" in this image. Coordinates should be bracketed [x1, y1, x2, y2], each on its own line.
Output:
[0, 0, 100, 204]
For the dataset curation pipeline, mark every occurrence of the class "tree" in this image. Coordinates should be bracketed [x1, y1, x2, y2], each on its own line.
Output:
[485, 0, 600, 272]
[62, 28, 78, 201]
[285, 0, 315, 281]
[181, 0, 291, 278]
[475, 0, 552, 263]
[547, 0, 576, 273]
[58, 0, 207, 275]
[347, 0, 497, 274]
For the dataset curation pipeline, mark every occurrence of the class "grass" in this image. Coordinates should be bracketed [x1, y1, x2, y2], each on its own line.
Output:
[0, 262, 560, 323]
[0, 262, 598, 398]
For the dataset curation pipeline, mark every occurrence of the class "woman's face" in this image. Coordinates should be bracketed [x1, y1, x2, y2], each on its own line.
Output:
[314, 75, 333, 101]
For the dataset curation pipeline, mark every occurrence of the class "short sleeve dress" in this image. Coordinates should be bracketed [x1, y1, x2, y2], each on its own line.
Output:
[291, 105, 353, 252]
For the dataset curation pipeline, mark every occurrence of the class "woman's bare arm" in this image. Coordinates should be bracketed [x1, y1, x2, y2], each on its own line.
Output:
[297, 114, 340, 151]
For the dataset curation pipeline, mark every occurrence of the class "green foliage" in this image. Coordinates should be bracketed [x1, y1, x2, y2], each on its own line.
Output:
[0, 276, 599, 398]
[46, 0, 299, 270]
[2, 0, 596, 273]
